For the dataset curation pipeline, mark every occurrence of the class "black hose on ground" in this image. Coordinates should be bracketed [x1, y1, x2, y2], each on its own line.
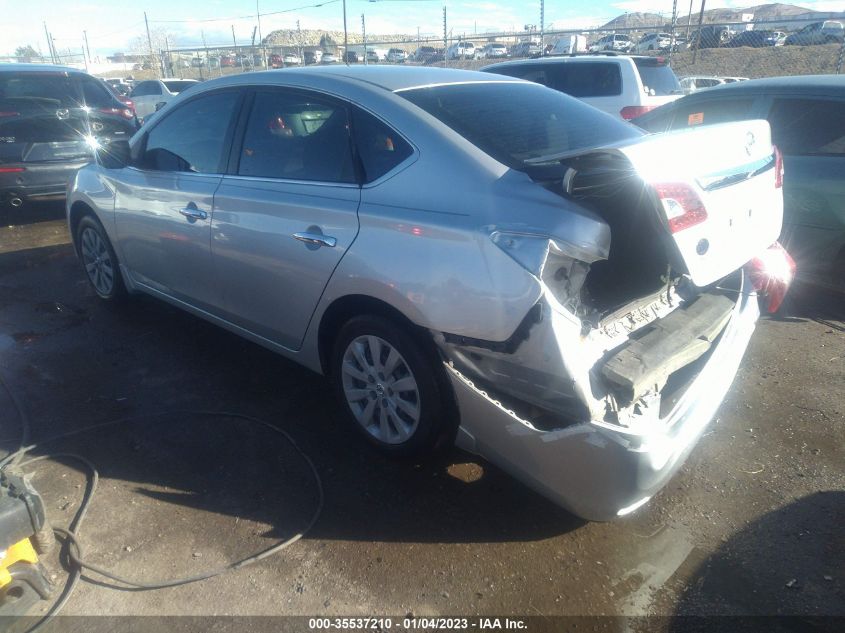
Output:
[0, 373, 324, 633]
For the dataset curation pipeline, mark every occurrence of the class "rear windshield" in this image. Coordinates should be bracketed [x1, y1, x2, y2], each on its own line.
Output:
[398, 82, 640, 171]
[163, 80, 196, 94]
[0, 73, 114, 109]
[633, 59, 682, 96]
[489, 62, 623, 98]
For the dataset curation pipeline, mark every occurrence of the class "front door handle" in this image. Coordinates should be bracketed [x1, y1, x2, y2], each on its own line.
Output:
[179, 206, 208, 221]
[293, 232, 337, 248]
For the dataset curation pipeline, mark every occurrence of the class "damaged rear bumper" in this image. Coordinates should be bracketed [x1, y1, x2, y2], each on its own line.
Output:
[448, 274, 759, 521]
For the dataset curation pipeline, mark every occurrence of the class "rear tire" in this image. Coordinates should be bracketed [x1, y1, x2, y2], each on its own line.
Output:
[76, 215, 126, 302]
[331, 314, 454, 457]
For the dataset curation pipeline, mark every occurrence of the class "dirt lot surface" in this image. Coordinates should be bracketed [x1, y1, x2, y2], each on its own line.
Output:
[1, 204, 843, 630]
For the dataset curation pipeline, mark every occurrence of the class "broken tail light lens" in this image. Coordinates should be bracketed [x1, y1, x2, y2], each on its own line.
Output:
[746, 241, 796, 313]
[653, 182, 708, 233]
[620, 105, 656, 120]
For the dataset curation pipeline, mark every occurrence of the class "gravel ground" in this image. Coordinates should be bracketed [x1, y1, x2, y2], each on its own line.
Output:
[1, 204, 842, 630]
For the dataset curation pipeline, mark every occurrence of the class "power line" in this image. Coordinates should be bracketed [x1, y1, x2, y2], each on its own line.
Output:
[149, 0, 340, 24]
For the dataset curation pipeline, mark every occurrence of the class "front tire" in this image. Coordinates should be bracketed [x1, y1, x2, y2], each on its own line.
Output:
[331, 315, 453, 457]
[77, 215, 126, 301]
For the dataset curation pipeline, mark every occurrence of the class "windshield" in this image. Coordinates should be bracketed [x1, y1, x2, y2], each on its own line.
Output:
[163, 80, 196, 94]
[398, 82, 641, 171]
[634, 59, 682, 96]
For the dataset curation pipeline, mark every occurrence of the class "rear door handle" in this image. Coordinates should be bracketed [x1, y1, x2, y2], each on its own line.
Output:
[179, 207, 208, 221]
[293, 232, 337, 248]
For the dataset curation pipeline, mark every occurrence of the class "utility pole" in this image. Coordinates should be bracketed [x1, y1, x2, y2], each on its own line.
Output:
[250, 26, 258, 68]
[540, 0, 544, 55]
[166, 35, 175, 78]
[232, 25, 237, 48]
[668, 0, 678, 63]
[692, 0, 706, 64]
[81, 46, 88, 71]
[201, 30, 209, 79]
[256, 0, 266, 69]
[342, 0, 349, 65]
[443, 6, 447, 67]
[362, 14, 367, 65]
[685, 0, 695, 43]
[144, 12, 156, 77]
[43, 22, 55, 63]
[297, 20, 303, 64]
[83, 30, 91, 64]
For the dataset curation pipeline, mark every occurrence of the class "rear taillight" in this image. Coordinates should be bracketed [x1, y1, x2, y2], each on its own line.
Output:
[653, 183, 708, 233]
[0, 167, 25, 173]
[98, 106, 134, 120]
[773, 145, 784, 188]
[0, 111, 19, 117]
[620, 105, 656, 120]
[746, 241, 795, 313]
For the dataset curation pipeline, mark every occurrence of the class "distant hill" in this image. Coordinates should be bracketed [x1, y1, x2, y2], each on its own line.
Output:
[601, 3, 845, 31]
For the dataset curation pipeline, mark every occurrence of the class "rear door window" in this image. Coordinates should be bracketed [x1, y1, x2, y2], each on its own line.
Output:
[766, 98, 845, 155]
[238, 90, 356, 183]
[547, 62, 622, 97]
[352, 109, 413, 183]
[633, 59, 682, 96]
[142, 90, 241, 173]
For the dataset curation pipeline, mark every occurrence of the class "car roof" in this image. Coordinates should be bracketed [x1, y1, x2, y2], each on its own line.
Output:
[196, 65, 523, 93]
[695, 74, 845, 97]
[484, 54, 649, 71]
[0, 63, 88, 75]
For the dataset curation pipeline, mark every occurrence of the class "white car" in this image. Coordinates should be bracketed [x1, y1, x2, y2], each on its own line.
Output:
[634, 33, 673, 53]
[485, 54, 683, 120]
[679, 76, 727, 93]
[446, 41, 475, 60]
[283, 53, 301, 65]
[478, 43, 508, 58]
[129, 78, 199, 121]
[590, 33, 633, 53]
[387, 48, 408, 63]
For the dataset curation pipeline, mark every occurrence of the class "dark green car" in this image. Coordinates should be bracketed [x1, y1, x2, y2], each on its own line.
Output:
[635, 75, 845, 292]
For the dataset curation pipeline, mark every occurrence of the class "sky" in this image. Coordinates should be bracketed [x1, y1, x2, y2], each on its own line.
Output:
[3, 0, 844, 57]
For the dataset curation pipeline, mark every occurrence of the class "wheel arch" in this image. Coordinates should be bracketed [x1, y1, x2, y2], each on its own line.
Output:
[68, 200, 96, 257]
[317, 294, 435, 377]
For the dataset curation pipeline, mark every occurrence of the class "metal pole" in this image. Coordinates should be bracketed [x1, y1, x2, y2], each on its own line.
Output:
[692, 0, 706, 64]
[82, 46, 88, 71]
[44, 23, 56, 63]
[342, 0, 349, 65]
[668, 0, 678, 63]
[685, 0, 695, 44]
[257, 0, 266, 69]
[297, 20, 303, 64]
[83, 30, 91, 64]
[362, 14, 367, 65]
[201, 30, 209, 80]
[144, 12, 157, 77]
[540, 0, 544, 56]
[837, 37, 845, 74]
[443, 6, 447, 67]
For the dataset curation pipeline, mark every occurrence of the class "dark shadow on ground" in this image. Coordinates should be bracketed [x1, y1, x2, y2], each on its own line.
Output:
[666, 492, 845, 632]
[0, 200, 66, 228]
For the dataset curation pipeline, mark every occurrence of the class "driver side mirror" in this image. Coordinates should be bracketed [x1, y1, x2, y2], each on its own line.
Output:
[95, 139, 131, 169]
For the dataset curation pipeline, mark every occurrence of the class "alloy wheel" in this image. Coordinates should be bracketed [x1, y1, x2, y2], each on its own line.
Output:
[80, 227, 115, 296]
[341, 335, 421, 444]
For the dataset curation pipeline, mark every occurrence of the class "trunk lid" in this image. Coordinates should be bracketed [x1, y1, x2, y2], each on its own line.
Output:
[619, 119, 783, 287]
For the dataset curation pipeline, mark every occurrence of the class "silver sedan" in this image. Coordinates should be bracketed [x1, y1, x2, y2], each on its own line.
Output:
[67, 66, 792, 520]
